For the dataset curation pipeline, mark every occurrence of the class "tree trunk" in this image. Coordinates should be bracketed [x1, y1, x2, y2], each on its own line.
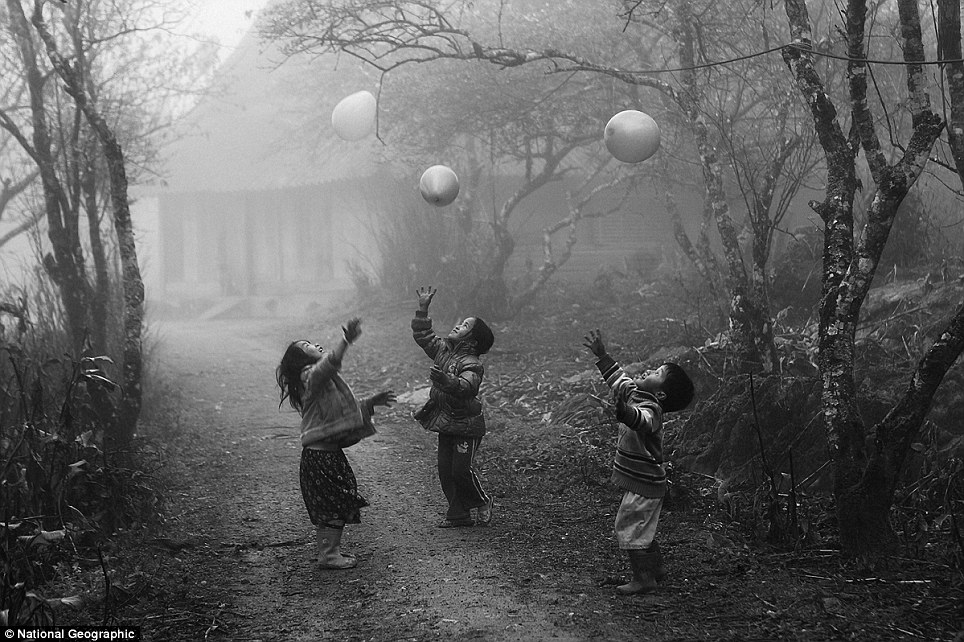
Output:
[842, 303, 964, 552]
[782, 0, 867, 540]
[478, 139, 574, 320]
[101, 134, 145, 444]
[676, 0, 774, 373]
[6, 0, 91, 353]
[937, 0, 964, 178]
[83, 162, 110, 355]
[835, 482, 899, 555]
[31, 2, 145, 445]
[784, 0, 948, 557]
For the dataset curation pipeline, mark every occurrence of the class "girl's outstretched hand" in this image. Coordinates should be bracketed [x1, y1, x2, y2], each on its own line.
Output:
[343, 318, 362, 343]
[416, 286, 437, 311]
[372, 390, 397, 408]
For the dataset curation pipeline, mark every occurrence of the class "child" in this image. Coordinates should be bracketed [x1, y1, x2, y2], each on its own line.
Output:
[583, 328, 694, 595]
[276, 318, 396, 569]
[411, 286, 495, 528]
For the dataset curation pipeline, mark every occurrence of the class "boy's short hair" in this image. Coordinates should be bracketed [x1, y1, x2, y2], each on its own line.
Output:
[659, 362, 695, 412]
[471, 317, 494, 355]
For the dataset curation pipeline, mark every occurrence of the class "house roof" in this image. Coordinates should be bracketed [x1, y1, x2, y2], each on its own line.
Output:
[154, 20, 389, 194]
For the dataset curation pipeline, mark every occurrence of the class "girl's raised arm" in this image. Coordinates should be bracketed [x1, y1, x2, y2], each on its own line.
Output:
[307, 319, 361, 388]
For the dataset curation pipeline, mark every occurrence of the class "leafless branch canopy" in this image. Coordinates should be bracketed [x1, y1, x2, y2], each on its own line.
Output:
[261, 0, 678, 98]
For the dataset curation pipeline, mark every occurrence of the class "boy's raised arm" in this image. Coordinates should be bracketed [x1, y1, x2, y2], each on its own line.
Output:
[583, 328, 660, 433]
[583, 328, 619, 377]
[614, 389, 660, 433]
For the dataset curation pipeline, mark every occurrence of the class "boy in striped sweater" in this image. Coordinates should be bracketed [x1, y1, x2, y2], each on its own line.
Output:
[583, 328, 695, 595]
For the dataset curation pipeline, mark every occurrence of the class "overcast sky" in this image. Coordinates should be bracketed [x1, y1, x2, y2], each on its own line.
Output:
[193, 0, 273, 54]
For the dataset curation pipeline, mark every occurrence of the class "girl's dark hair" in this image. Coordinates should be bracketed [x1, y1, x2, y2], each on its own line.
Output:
[470, 317, 494, 355]
[660, 362, 695, 412]
[276, 340, 315, 412]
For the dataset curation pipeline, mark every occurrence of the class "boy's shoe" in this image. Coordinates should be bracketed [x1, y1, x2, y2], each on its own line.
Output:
[476, 498, 494, 526]
[616, 549, 658, 595]
[616, 574, 657, 595]
[437, 517, 474, 528]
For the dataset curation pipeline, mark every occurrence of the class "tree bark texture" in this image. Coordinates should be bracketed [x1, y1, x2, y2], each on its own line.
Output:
[783, 0, 874, 543]
[859, 303, 964, 528]
[784, 0, 949, 556]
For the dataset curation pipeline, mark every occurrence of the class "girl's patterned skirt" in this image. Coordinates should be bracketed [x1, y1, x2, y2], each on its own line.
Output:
[300, 448, 369, 527]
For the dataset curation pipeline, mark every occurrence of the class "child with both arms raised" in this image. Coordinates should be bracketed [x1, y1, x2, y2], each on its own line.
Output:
[276, 318, 396, 569]
[583, 328, 694, 595]
[411, 286, 495, 528]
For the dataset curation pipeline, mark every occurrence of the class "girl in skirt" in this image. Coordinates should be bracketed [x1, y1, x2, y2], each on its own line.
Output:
[276, 318, 395, 569]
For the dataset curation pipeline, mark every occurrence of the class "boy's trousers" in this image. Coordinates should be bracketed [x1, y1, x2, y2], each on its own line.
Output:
[614, 491, 663, 550]
[437, 434, 489, 520]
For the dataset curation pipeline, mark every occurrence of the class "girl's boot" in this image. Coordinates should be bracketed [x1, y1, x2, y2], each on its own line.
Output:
[316, 527, 357, 569]
[616, 549, 658, 595]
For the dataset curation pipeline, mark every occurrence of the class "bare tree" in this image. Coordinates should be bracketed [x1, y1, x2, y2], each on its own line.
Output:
[0, 32, 42, 248]
[28, 0, 146, 440]
[3, 0, 92, 352]
[782, 0, 963, 556]
[262, 0, 824, 371]
[1, 0, 218, 444]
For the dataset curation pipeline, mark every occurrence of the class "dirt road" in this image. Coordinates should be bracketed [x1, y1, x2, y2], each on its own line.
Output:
[147, 316, 596, 642]
[132, 309, 956, 642]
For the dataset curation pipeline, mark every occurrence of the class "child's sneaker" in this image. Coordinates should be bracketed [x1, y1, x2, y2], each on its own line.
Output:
[476, 497, 494, 526]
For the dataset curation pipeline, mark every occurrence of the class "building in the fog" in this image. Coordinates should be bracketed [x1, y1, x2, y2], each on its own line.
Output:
[134, 21, 404, 315]
[134, 8, 685, 317]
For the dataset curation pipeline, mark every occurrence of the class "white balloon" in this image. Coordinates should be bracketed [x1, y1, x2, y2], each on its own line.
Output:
[331, 90, 377, 141]
[604, 110, 661, 163]
[419, 165, 459, 207]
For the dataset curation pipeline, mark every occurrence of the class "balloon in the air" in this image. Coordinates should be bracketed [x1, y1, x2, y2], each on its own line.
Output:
[419, 165, 460, 207]
[331, 91, 377, 141]
[604, 110, 661, 163]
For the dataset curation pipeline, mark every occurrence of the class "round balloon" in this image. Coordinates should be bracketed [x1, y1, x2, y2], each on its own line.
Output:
[331, 90, 377, 141]
[419, 165, 459, 207]
[604, 110, 661, 163]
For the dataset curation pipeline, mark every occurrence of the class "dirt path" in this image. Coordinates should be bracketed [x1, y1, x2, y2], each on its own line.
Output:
[131, 311, 957, 642]
[148, 317, 590, 642]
